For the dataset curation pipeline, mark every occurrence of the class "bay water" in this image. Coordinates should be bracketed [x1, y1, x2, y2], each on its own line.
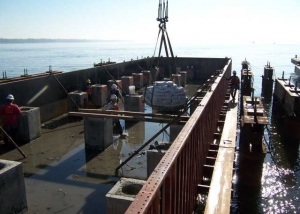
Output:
[1, 41, 299, 213]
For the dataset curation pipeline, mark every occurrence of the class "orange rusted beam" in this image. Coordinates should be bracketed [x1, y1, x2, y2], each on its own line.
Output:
[125, 60, 232, 214]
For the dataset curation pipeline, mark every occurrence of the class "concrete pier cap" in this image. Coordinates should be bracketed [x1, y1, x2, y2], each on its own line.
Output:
[106, 177, 145, 214]
[18, 106, 41, 143]
[121, 76, 134, 95]
[0, 159, 27, 214]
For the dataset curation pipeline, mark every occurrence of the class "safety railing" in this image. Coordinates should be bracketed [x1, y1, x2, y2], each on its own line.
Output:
[125, 60, 232, 214]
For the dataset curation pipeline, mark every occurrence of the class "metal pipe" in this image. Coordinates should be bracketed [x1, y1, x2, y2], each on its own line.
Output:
[115, 116, 179, 177]
[0, 126, 26, 158]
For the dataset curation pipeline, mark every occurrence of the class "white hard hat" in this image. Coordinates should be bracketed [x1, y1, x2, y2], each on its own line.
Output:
[110, 94, 117, 100]
[111, 84, 117, 89]
[233, 70, 236, 75]
[6, 94, 14, 100]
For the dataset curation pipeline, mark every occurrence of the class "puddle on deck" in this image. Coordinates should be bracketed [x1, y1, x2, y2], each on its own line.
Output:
[0, 83, 201, 214]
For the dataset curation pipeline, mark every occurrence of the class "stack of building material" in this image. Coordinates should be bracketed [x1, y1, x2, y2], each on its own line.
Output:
[144, 81, 187, 111]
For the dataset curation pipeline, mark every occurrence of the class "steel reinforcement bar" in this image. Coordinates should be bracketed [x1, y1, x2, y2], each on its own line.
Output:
[125, 60, 232, 214]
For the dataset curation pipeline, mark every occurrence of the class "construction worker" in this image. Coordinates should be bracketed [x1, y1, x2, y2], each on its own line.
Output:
[110, 84, 123, 103]
[83, 79, 92, 100]
[107, 94, 123, 135]
[227, 70, 240, 102]
[0, 94, 21, 144]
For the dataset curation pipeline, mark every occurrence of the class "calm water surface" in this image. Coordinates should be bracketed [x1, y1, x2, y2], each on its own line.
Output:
[1, 42, 300, 214]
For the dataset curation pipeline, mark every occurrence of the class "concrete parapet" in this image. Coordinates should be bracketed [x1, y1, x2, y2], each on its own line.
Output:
[18, 106, 41, 143]
[121, 76, 134, 95]
[132, 73, 143, 89]
[124, 94, 144, 112]
[84, 118, 113, 151]
[91, 84, 108, 107]
[0, 159, 27, 214]
[106, 177, 145, 214]
[68, 91, 88, 111]
[179, 71, 187, 87]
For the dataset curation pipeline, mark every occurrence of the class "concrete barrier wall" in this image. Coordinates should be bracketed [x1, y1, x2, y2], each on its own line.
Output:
[0, 57, 228, 122]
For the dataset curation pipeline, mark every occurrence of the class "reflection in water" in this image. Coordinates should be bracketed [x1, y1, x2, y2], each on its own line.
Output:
[231, 91, 300, 214]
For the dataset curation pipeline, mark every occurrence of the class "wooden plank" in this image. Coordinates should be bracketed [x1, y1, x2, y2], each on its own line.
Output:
[78, 108, 190, 120]
[68, 112, 187, 124]
[204, 149, 234, 214]
[204, 93, 237, 214]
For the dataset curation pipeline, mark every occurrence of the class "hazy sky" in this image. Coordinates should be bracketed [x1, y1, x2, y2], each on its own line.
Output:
[0, 0, 299, 45]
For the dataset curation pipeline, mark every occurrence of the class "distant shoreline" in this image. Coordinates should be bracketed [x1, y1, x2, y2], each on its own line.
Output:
[0, 38, 125, 44]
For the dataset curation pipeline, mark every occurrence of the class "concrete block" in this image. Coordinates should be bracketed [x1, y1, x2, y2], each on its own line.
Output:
[132, 73, 143, 89]
[121, 76, 134, 94]
[142, 70, 151, 86]
[18, 106, 41, 143]
[84, 118, 113, 151]
[106, 178, 145, 214]
[124, 95, 144, 112]
[179, 71, 187, 87]
[171, 74, 181, 86]
[147, 142, 170, 178]
[91, 84, 108, 107]
[0, 159, 27, 214]
[108, 80, 122, 93]
[68, 91, 88, 111]
[170, 124, 184, 143]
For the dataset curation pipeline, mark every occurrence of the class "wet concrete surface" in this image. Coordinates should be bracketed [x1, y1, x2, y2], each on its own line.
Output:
[0, 83, 201, 214]
[0, 117, 167, 214]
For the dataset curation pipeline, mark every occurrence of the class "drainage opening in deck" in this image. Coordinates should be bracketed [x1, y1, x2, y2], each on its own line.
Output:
[122, 184, 143, 195]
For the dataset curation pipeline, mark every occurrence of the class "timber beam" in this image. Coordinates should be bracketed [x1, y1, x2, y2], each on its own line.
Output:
[68, 111, 187, 125]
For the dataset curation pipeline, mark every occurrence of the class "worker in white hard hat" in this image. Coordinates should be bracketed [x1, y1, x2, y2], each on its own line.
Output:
[0, 94, 21, 144]
[107, 94, 123, 135]
[226, 70, 240, 102]
[110, 83, 123, 103]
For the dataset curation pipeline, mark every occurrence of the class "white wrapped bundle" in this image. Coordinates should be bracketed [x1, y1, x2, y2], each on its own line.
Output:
[143, 80, 187, 110]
